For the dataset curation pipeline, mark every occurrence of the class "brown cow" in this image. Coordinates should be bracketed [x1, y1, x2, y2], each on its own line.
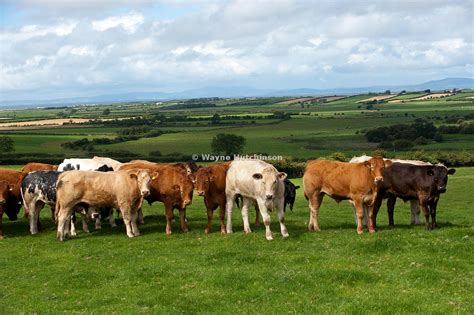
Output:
[0, 169, 26, 224]
[55, 169, 154, 241]
[195, 162, 231, 234]
[119, 161, 195, 235]
[303, 157, 389, 234]
[0, 180, 13, 239]
[21, 162, 57, 173]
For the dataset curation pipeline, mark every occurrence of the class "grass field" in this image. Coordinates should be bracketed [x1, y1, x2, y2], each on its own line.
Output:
[0, 167, 472, 313]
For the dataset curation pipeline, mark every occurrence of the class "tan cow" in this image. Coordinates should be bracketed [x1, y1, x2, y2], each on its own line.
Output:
[303, 157, 389, 234]
[55, 169, 154, 241]
[194, 162, 231, 234]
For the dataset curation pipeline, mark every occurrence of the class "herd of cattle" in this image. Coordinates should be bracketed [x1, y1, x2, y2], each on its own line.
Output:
[0, 155, 455, 241]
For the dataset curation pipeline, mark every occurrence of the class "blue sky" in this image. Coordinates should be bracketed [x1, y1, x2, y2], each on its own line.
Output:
[1, 0, 473, 101]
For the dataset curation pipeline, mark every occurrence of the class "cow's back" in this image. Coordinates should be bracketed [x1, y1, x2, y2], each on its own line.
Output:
[22, 163, 57, 173]
[21, 171, 61, 204]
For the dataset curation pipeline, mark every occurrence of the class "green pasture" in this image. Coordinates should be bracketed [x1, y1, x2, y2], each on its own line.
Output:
[0, 168, 472, 313]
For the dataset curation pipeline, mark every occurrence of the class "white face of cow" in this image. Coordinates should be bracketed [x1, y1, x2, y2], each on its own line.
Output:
[132, 171, 153, 197]
[252, 168, 287, 201]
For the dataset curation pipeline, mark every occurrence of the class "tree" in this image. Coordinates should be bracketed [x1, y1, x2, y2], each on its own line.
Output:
[211, 133, 246, 155]
[0, 136, 15, 153]
[211, 113, 221, 125]
[102, 108, 111, 116]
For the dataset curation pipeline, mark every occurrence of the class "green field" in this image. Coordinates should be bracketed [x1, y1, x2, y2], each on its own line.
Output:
[0, 168, 472, 313]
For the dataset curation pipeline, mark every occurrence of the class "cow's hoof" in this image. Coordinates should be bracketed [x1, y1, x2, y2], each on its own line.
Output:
[95, 226, 102, 230]
[357, 229, 363, 235]
[266, 235, 274, 241]
[282, 232, 289, 238]
[111, 223, 117, 228]
[369, 229, 376, 234]
[0, 235, 4, 240]
[166, 230, 172, 235]
[70, 231, 77, 237]
[204, 228, 211, 234]
[220, 230, 226, 235]
[244, 229, 252, 234]
[226, 229, 233, 234]
[133, 232, 141, 237]
[127, 234, 135, 238]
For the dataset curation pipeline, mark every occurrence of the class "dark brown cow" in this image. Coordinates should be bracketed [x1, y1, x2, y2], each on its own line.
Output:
[21, 162, 57, 173]
[0, 180, 13, 239]
[195, 162, 231, 234]
[373, 163, 455, 230]
[303, 157, 389, 234]
[119, 161, 195, 234]
[0, 169, 26, 226]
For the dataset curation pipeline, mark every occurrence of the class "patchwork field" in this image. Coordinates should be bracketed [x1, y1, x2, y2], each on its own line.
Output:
[0, 168, 472, 313]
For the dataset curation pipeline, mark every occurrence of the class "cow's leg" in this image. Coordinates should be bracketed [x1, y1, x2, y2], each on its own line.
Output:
[254, 204, 261, 227]
[308, 192, 323, 232]
[386, 194, 396, 226]
[121, 207, 135, 238]
[349, 201, 359, 226]
[276, 197, 289, 238]
[411, 200, 421, 225]
[367, 204, 376, 233]
[372, 194, 384, 229]
[27, 201, 40, 235]
[137, 208, 145, 225]
[70, 214, 77, 236]
[218, 200, 226, 234]
[81, 212, 90, 233]
[164, 203, 174, 235]
[354, 199, 365, 234]
[131, 210, 140, 236]
[419, 199, 432, 230]
[430, 198, 439, 229]
[57, 206, 71, 241]
[242, 197, 252, 234]
[204, 199, 213, 234]
[109, 208, 117, 227]
[226, 195, 235, 234]
[50, 206, 56, 223]
[179, 208, 189, 232]
[256, 199, 273, 240]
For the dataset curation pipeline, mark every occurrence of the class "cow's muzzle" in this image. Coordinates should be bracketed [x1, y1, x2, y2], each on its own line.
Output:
[197, 190, 205, 197]
[141, 190, 150, 197]
[183, 199, 192, 206]
[0, 199, 5, 205]
[438, 187, 447, 193]
[374, 176, 383, 184]
[266, 194, 273, 200]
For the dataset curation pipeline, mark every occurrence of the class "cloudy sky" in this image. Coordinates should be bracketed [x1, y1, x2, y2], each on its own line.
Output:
[1, 0, 473, 101]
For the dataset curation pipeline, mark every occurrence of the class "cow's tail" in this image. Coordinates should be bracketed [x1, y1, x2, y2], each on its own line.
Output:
[234, 195, 242, 208]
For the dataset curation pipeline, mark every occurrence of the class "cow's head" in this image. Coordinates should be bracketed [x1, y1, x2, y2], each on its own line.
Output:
[364, 156, 386, 184]
[284, 179, 300, 211]
[252, 167, 287, 201]
[428, 165, 456, 193]
[194, 168, 213, 197]
[129, 170, 154, 197]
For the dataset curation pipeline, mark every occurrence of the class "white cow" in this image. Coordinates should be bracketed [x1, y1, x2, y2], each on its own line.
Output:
[225, 160, 288, 241]
[349, 155, 432, 226]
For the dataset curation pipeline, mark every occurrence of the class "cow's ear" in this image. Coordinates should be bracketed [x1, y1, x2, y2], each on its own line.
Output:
[277, 172, 287, 180]
[130, 173, 138, 180]
[252, 173, 263, 180]
[363, 161, 371, 168]
[384, 159, 393, 167]
[172, 184, 180, 190]
[151, 172, 159, 180]
[210, 175, 217, 182]
[295, 185, 300, 189]
[448, 168, 456, 175]
[427, 169, 434, 176]
[9, 185, 13, 192]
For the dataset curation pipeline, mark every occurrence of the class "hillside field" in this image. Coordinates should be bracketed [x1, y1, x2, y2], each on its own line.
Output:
[0, 167, 472, 313]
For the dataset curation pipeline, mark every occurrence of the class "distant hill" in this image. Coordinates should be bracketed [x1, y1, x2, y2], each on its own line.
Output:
[1, 77, 472, 108]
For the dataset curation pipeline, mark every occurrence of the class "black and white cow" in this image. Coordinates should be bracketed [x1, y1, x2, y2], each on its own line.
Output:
[21, 171, 99, 235]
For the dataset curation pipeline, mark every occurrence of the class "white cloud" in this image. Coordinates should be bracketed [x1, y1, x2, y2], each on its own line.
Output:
[92, 12, 144, 33]
[0, 21, 78, 42]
